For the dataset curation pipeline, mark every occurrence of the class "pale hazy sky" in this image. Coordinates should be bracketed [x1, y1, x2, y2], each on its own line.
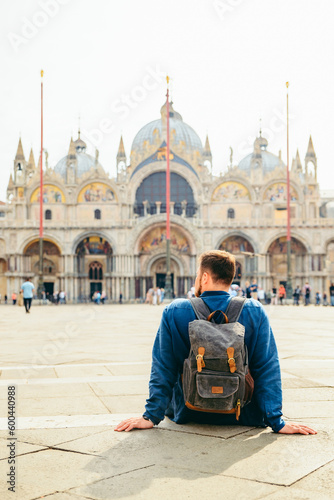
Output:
[1, 0, 334, 201]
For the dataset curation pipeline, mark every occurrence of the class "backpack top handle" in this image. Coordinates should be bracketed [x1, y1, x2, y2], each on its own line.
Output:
[207, 310, 229, 324]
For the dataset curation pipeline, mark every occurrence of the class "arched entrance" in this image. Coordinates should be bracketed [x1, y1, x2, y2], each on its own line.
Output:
[75, 236, 113, 300]
[24, 239, 61, 298]
[267, 236, 307, 287]
[135, 225, 194, 299]
[218, 235, 255, 284]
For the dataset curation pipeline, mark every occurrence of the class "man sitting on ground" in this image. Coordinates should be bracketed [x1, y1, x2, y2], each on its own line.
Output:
[115, 250, 316, 435]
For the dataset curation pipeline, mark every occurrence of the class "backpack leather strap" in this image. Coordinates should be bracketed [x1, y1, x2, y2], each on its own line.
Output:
[225, 297, 247, 323]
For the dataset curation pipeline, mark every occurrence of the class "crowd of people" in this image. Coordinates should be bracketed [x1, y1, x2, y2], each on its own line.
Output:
[145, 287, 165, 305]
[223, 280, 334, 306]
[1, 281, 334, 307]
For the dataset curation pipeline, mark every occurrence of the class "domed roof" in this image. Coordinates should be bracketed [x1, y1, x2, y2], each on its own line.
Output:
[54, 151, 99, 179]
[131, 101, 203, 154]
[238, 135, 285, 174]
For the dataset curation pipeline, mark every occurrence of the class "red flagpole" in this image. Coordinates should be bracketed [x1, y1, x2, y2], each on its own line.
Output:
[40, 70, 44, 238]
[38, 70, 44, 299]
[166, 79, 170, 240]
[164, 76, 173, 299]
[286, 81, 292, 299]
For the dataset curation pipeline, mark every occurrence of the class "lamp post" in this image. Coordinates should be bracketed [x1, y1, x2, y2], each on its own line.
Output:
[164, 76, 173, 300]
[286, 81, 293, 299]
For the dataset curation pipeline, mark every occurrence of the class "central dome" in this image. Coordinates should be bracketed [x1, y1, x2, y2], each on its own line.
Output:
[131, 101, 203, 154]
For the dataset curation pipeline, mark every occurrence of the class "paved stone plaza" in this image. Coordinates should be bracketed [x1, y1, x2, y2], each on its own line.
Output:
[0, 303, 333, 499]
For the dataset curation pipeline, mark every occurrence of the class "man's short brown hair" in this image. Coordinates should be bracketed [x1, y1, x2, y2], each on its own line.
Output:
[199, 250, 235, 286]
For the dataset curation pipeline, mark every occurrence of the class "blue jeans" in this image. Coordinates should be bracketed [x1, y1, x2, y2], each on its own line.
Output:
[331, 296, 334, 306]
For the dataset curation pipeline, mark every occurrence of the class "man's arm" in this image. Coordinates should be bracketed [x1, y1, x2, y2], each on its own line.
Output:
[249, 307, 316, 434]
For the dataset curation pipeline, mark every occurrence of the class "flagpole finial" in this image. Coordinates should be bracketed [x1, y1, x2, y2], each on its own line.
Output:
[41, 69, 44, 78]
[166, 75, 170, 86]
[286, 81, 289, 89]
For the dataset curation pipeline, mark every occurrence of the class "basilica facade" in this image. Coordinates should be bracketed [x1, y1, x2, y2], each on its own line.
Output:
[1, 99, 334, 302]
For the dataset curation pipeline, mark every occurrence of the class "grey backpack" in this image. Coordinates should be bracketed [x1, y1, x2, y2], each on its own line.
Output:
[182, 296, 252, 420]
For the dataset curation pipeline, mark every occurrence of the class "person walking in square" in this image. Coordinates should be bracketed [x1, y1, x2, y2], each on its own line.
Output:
[278, 284, 286, 305]
[11, 292, 17, 305]
[293, 285, 301, 306]
[21, 278, 35, 313]
[303, 282, 311, 306]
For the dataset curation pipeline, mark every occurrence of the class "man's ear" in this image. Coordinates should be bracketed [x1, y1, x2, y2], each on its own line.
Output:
[202, 272, 209, 285]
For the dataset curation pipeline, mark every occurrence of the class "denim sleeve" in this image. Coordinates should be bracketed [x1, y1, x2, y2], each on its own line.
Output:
[143, 307, 179, 425]
[250, 308, 285, 432]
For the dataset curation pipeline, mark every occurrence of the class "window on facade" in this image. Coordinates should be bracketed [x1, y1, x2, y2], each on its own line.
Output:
[45, 209, 52, 220]
[227, 208, 235, 219]
[134, 172, 197, 217]
[89, 261, 103, 280]
[0, 212, 5, 218]
[94, 209, 101, 220]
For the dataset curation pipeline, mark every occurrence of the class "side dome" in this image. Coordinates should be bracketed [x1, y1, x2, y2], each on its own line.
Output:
[54, 153, 100, 179]
[54, 135, 103, 179]
[131, 101, 203, 154]
[238, 135, 285, 174]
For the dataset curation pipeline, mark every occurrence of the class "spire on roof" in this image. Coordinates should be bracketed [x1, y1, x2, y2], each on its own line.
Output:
[28, 148, 36, 169]
[306, 135, 316, 158]
[68, 137, 76, 159]
[296, 149, 302, 170]
[7, 173, 14, 189]
[15, 137, 25, 160]
[117, 135, 126, 159]
[204, 135, 211, 154]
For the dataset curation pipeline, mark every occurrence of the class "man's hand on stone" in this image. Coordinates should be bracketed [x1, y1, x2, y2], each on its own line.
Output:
[278, 422, 317, 435]
[114, 417, 154, 432]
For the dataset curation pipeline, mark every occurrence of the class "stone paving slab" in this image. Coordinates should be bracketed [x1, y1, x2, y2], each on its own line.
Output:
[70, 464, 282, 500]
[0, 438, 46, 460]
[56, 426, 333, 487]
[0, 448, 112, 500]
[0, 426, 112, 448]
[89, 380, 149, 396]
[10, 395, 109, 418]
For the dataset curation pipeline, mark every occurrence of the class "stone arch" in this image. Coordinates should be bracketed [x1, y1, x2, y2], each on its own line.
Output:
[23, 238, 62, 280]
[20, 234, 64, 255]
[128, 162, 202, 206]
[146, 253, 185, 277]
[135, 222, 193, 256]
[261, 180, 302, 203]
[265, 234, 309, 285]
[76, 181, 118, 203]
[211, 180, 252, 203]
[30, 184, 66, 203]
[208, 176, 255, 203]
[72, 231, 116, 255]
[215, 231, 258, 254]
[23, 237, 62, 255]
[262, 232, 311, 255]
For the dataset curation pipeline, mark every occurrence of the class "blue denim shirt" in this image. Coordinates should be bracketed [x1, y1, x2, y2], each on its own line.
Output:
[144, 291, 285, 432]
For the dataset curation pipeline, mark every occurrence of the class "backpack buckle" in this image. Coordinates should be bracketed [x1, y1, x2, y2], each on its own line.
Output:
[196, 347, 205, 372]
[227, 347, 237, 373]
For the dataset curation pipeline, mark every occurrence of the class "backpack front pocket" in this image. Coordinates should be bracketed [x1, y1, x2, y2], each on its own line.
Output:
[193, 371, 240, 411]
